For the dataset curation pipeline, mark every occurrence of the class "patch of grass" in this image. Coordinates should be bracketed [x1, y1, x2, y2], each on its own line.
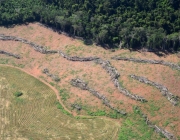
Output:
[0, 58, 9, 64]
[119, 80, 124, 88]
[148, 102, 160, 116]
[82, 73, 87, 77]
[163, 120, 170, 127]
[14, 97, 24, 103]
[65, 45, 84, 55]
[49, 82, 55, 86]
[175, 70, 180, 77]
[14, 91, 23, 97]
[107, 111, 124, 119]
[119, 100, 124, 104]
[56, 102, 72, 116]
[87, 110, 106, 116]
[118, 106, 162, 140]
[87, 109, 124, 119]
[106, 87, 114, 94]
[177, 61, 180, 66]
[11, 62, 25, 68]
[59, 88, 70, 101]
[70, 69, 77, 75]
[17, 64, 25, 68]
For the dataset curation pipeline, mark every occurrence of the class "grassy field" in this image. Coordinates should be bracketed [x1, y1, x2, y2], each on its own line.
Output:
[0, 66, 119, 140]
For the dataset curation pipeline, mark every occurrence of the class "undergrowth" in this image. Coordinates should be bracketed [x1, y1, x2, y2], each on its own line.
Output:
[118, 106, 163, 140]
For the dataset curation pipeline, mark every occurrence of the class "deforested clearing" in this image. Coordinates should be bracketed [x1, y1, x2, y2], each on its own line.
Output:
[0, 23, 180, 140]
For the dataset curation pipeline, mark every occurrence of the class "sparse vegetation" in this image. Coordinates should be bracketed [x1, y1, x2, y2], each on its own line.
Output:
[56, 102, 72, 116]
[59, 88, 70, 101]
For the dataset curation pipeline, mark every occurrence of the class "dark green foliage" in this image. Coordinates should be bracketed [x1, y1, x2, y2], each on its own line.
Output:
[0, 0, 179, 51]
[14, 91, 23, 97]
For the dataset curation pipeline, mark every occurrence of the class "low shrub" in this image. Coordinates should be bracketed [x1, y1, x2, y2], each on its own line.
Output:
[14, 91, 23, 97]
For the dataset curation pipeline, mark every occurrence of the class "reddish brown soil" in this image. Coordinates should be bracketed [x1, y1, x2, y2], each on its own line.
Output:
[0, 22, 180, 136]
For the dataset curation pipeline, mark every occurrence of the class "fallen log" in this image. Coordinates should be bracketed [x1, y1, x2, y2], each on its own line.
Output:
[111, 56, 180, 71]
[0, 50, 21, 59]
[42, 68, 60, 82]
[0, 34, 58, 54]
[130, 75, 179, 106]
[59, 51, 100, 61]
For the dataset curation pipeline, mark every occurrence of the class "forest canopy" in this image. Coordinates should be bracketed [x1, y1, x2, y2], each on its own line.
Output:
[0, 0, 180, 51]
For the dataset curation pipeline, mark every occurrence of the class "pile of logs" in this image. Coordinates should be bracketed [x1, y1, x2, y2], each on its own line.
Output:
[59, 51, 99, 61]
[112, 56, 180, 71]
[0, 50, 21, 59]
[0, 34, 58, 54]
[71, 78, 126, 115]
[94, 59, 147, 102]
[71, 103, 82, 111]
[130, 75, 179, 106]
[42, 68, 60, 82]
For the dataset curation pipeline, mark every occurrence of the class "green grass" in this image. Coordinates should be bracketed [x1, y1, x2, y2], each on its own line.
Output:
[59, 88, 70, 101]
[147, 101, 160, 116]
[87, 109, 124, 119]
[56, 102, 72, 116]
[118, 106, 163, 140]
[0, 58, 9, 64]
[49, 82, 55, 86]
[0, 65, 119, 140]
[14, 91, 23, 97]
[87, 110, 107, 116]
[65, 45, 85, 55]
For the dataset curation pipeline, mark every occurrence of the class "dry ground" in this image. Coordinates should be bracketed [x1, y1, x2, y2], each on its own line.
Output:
[0, 23, 180, 139]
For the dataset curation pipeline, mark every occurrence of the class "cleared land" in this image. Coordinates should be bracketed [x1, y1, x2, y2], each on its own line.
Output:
[0, 23, 180, 139]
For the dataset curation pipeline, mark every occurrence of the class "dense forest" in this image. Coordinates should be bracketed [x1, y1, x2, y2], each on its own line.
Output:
[0, 0, 180, 51]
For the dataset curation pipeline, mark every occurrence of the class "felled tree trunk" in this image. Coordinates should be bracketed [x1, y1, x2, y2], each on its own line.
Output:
[0, 50, 21, 59]
[130, 75, 179, 106]
[112, 56, 180, 71]
[0, 34, 58, 54]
